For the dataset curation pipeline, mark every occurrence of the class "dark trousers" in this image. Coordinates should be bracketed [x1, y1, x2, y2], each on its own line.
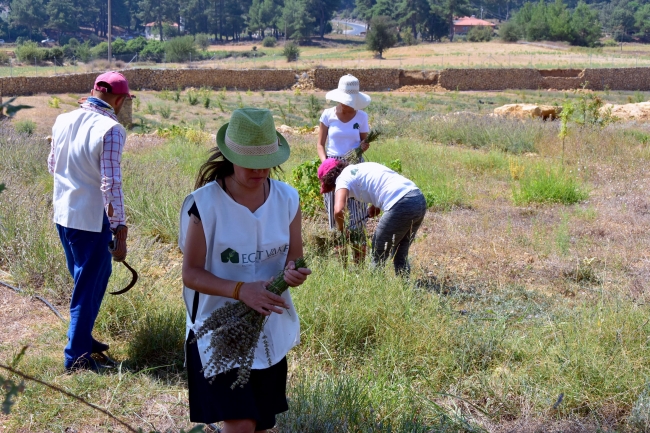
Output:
[56, 214, 112, 368]
[371, 190, 427, 276]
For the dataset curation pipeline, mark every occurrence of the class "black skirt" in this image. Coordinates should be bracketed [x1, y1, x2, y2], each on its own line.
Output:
[186, 330, 289, 430]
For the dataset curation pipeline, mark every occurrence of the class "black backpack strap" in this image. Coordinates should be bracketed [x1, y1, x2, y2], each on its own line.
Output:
[191, 291, 200, 324]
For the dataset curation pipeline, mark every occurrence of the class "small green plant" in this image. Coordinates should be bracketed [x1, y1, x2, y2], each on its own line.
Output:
[204, 97, 211, 109]
[14, 120, 36, 135]
[388, 159, 402, 173]
[307, 94, 322, 125]
[558, 100, 575, 166]
[217, 100, 225, 113]
[133, 97, 141, 112]
[145, 102, 156, 115]
[187, 90, 199, 106]
[159, 104, 171, 119]
[237, 93, 244, 109]
[246, 89, 252, 96]
[174, 88, 181, 103]
[278, 104, 288, 125]
[48, 96, 60, 109]
[634, 91, 646, 103]
[260, 89, 265, 98]
[283, 42, 300, 62]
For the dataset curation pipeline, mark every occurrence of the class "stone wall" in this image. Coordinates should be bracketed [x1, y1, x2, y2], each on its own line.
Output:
[313, 68, 400, 91]
[0, 68, 297, 96]
[438, 68, 544, 90]
[581, 68, 650, 91]
[2, 67, 650, 97]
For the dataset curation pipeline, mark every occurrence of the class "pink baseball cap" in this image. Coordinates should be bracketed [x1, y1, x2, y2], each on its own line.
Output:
[317, 158, 340, 194]
[94, 71, 135, 99]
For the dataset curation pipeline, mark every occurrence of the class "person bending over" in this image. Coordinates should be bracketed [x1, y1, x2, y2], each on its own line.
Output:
[318, 159, 427, 276]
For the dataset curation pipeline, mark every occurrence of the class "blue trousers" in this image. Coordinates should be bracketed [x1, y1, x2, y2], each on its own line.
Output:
[371, 190, 427, 276]
[56, 214, 112, 368]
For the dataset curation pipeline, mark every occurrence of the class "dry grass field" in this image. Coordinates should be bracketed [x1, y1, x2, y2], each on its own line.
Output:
[2, 86, 650, 432]
[3, 36, 650, 78]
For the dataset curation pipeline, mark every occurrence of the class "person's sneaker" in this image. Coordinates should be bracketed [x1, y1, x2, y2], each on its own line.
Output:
[64, 357, 112, 373]
[91, 338, 109, 354]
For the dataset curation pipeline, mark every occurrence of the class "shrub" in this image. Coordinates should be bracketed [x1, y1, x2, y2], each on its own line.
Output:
[500, 21, 521, 42]
[164, 35, 197, 62]
[43, 47, 64, 61]
[0, 51, 9, 65]
[512, 165, 588, 205]
[14, 120, 37, 135]
[15, 42, 45, 63]
[283, 41, 300, 62]
[75, 42, 92, 62]
[262, 36, 277, 47]
[139, 40, 165, 62]
[67, 37, 80, 48]
[467, 25, 493, 42]
[111, 38, 127, 55]
[402, 31, 418, 46]
[126, 36, 148, 54]
[90, 41, 109, 59]
[195, 33, 211, 50]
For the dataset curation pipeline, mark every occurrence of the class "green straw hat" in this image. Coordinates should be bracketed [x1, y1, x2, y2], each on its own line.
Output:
[217, 108, 290, 169]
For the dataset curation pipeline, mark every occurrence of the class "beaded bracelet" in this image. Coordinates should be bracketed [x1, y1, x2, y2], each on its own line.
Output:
[232, 281, 244, 300]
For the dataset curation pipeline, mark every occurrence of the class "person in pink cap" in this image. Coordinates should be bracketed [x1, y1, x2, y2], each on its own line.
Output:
[318, 158, 427, 276]
[48, 71, 134, 372]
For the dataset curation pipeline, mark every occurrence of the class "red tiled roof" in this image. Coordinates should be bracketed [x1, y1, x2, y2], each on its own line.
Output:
[453, 17, 494, 26]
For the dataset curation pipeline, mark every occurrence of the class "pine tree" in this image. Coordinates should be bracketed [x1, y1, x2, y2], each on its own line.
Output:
[310, 0, 342, 39]
[366, 15, 397, 58]
[9, 0, 47, 39]
[46, 0, 80, 40]
[570, 1, 601, 46]
[281, 0, 313, 40]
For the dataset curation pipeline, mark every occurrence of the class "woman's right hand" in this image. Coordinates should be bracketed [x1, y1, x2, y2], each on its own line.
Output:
[359, 139, 370, 152]
[239, 281, 289, 316]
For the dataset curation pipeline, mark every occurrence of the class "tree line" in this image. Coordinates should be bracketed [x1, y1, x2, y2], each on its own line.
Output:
[0, 0, 648, 47]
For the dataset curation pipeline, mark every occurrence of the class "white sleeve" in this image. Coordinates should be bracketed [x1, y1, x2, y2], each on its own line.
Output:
[319, 108, 331, 127]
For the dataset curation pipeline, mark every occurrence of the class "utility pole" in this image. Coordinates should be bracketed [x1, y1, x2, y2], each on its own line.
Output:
[108, 0, 112, 65]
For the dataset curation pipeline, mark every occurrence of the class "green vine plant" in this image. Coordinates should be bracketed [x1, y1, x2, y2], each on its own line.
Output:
[291, 159, 322, 217]
[1, 346, 204, 433]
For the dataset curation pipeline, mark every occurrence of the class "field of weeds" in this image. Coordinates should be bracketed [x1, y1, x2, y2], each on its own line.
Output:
[3, 38, 650, 77]
[2, 87, 650, 432]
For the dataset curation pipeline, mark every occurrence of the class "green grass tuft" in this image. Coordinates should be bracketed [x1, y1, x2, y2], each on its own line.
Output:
[513, 165, 588, 205]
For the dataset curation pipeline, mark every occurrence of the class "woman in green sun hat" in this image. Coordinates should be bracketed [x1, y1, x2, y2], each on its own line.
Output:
[179, 108, 311, 432]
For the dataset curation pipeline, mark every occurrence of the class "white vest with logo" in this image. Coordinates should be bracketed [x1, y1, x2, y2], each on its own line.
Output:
[51, 108, 124, 232]
[179, 179, 301, 377]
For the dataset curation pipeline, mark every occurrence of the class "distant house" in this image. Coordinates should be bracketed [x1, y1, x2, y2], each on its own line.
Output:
[144, 22, 183, 40]
[453, 16, 495, 35]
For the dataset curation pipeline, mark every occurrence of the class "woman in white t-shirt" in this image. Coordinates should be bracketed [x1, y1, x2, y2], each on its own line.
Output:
[316, 74, 372, 264]
[317, 159, 427, 276]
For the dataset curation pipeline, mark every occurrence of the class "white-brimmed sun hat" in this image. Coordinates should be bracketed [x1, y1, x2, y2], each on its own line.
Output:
[325, 74, 371, 110]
